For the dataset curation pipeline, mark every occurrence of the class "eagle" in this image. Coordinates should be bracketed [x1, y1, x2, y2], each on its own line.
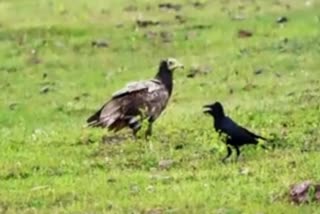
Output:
[87, 58, 184, 139]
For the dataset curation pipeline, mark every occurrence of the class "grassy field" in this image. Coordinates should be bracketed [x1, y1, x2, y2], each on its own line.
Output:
[0, 0, 320, 213]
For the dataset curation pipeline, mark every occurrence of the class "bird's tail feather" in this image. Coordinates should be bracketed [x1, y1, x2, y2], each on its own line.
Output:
[256, 134, 268, 141]
[86, 99, 125, 130]
[87, 108, 103, 125]
[244, 128, 269, 142]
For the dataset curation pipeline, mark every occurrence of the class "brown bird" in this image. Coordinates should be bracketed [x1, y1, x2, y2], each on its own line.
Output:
[87, 58, 184, 139]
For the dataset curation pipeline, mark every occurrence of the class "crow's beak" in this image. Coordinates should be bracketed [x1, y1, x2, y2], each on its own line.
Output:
[203, 105, 212, 114]
[203, 104, 212, 108]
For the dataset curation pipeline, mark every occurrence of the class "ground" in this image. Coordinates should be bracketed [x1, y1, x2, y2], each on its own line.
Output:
[0, 0, 320, 213]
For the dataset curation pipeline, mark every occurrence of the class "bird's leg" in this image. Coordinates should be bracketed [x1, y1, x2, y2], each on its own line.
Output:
[128, 117, 141, 140]
[234, 146, 241, 162]
[132, 127, 141, 140]
[260, 144, 268, 150]
[222, 146, 232, 163]
[145, 120, 153, 140]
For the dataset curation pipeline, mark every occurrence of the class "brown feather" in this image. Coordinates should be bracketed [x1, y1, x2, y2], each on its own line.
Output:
[87, 80, 169, 131]
[87, 58, 183, 134]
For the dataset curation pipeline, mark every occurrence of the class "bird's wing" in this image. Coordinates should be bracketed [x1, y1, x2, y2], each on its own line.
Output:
[87, 79, 167, 128]
[140, 82, 170, 120]
[219, 117, 242, 136]
[219, 117, 250, 139]
[112, 79, 162, 99]
[221, 117, 266, 141]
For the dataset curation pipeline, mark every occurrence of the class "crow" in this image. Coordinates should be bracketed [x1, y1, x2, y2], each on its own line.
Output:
[203, 101, 267, 162]
[87, 58, 184, 139]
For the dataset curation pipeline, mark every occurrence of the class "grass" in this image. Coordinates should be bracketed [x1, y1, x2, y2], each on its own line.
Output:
[0, 0, 320, 213]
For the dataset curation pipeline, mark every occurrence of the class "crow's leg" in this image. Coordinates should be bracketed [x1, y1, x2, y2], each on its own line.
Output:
[145, 117, 155, 140]
[260, 143, 268, 150]
[234, 146, 241, 162]
[128, 117, 142, 140]
[222, 146, 232, 163]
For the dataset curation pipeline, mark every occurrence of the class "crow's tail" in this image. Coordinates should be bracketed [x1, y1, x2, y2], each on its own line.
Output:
[244, 128, 269, 141]
[256, 134, 268, 141]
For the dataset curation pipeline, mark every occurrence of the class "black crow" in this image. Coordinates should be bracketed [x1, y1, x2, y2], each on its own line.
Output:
[87, 58, 184, 139]
[203, 101, 267, 162]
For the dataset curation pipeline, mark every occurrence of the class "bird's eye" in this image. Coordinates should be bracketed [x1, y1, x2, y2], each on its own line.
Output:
[168, 61, 173, 66]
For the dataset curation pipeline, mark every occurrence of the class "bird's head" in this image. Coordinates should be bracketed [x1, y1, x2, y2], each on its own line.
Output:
[160, 58, 184, 72]
[203, 101, 225, 118]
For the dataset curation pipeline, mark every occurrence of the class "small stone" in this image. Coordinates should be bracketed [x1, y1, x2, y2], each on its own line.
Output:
[158, 3, 182, 11]
[146, 208, 164, 214]
[254, 69, 264, 75]
[158, 160, 174, 170]
[136, 19, 160, 28]
[239, 167, 251, 176]
[192, 2, 205, 8]
[315, 185, 320, 201]
[232, 14, 246, 21]
[146, 185, 155, 192]
[185, 31, 197, 40]
[107, 178, 116, 183]
[9, 103, 18, 110]
[175, 15, 186, 23]
[40, 86, 50, 94]
[277, 16, 288, 23]
[91, 40, 109, 48]
[102, 135, 126, 145]
[290, 181, 312, 204]
[160, 31, 173, 43]
[144, 31, 158, 40]
[174, 144, 184, 150]
[124, 5, 138, 12]
[238, 29, 253, 38]
[187, 65, 213, 78]
[130, 185, 139, 194]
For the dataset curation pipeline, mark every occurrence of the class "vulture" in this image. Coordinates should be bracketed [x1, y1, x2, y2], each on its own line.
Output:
[203, 102, 267, 162]
[87, 58, 183, 139]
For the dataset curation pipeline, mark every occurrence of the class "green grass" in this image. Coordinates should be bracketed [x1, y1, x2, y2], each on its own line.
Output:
[0, 0, 320, 213]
